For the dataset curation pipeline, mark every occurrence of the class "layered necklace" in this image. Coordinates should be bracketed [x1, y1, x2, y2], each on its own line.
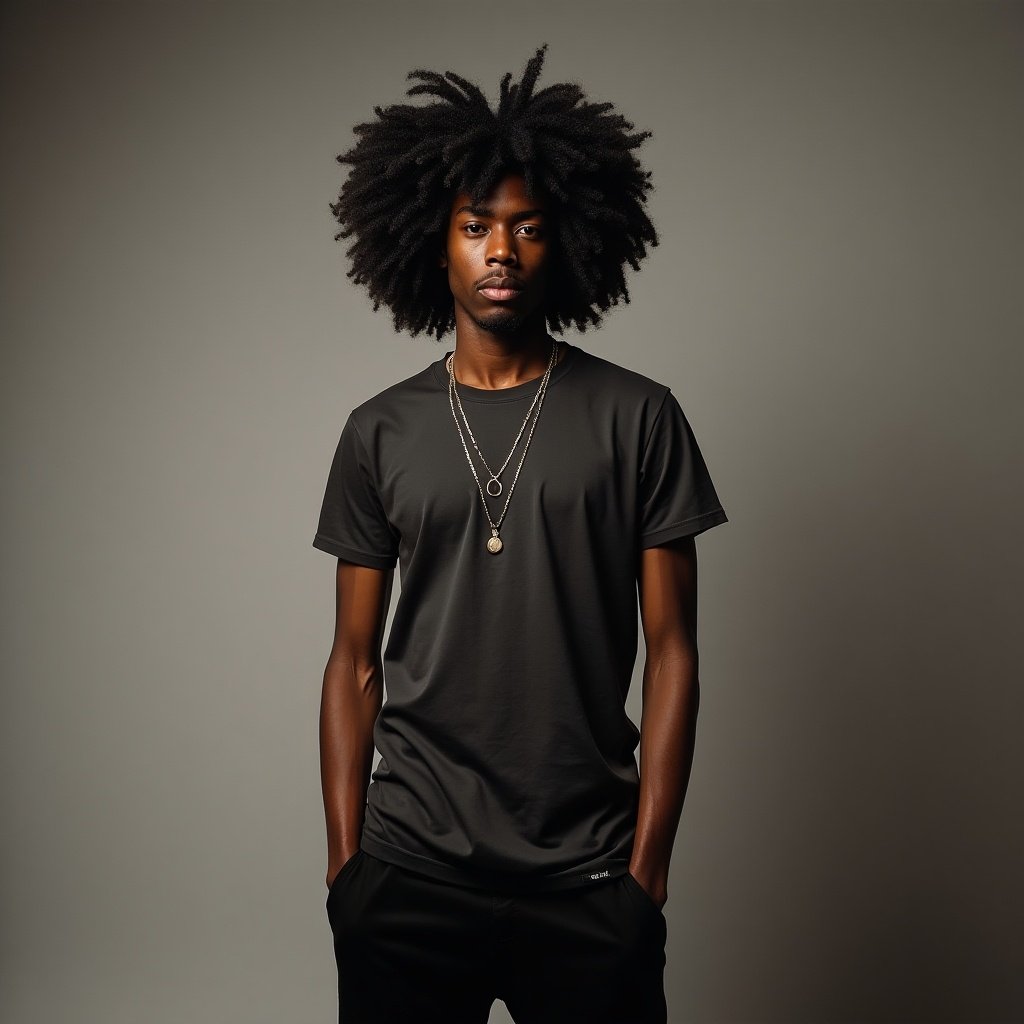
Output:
[446, 338, 562, 555]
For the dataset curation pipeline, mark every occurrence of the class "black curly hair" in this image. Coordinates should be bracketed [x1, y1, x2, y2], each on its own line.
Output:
[330, 42, 659, 341]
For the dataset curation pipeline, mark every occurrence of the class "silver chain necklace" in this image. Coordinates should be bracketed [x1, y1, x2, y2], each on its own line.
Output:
[446, 339, 561, 554]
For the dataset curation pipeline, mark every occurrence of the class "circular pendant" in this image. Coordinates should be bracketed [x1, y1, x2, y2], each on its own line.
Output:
[486, 477, 502, 496]
[486, 535, 503, 554]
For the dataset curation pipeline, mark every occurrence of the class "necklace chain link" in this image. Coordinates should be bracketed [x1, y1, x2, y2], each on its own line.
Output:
[446, 339, 561, 554]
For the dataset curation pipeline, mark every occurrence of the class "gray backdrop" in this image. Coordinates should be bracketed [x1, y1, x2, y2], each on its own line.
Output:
[2, 2, 1021, 1022]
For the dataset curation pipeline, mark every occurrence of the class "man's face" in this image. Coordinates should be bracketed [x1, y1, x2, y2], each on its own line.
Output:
[439, 171, 551, 336]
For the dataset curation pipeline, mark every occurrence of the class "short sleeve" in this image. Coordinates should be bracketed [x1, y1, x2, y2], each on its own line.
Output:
[312, 413, 399, 569]
[639, 389, 729, 548]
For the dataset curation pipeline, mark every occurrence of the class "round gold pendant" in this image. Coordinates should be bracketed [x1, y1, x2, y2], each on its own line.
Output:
[486, 535, 503, 554]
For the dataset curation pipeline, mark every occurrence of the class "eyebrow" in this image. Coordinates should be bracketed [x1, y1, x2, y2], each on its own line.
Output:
[455, 204, 547, 219]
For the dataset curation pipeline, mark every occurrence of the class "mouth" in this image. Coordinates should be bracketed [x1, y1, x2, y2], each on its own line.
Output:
[479, 286, 524, 301]
[478, 278, 525, 301]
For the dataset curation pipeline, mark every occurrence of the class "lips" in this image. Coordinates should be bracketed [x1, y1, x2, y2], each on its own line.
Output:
[478, 276, 525, 301]
[478, 277, 524, 291]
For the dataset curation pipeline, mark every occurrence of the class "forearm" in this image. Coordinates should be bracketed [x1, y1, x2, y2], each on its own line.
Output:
[320, 655, 383, 875]
[630, 645, 700, 903]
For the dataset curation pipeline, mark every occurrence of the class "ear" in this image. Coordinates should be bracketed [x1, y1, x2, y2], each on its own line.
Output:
[438, 247, 447, 269]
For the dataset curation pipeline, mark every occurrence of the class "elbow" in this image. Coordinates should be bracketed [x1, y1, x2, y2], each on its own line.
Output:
[325, 648, 384, 697]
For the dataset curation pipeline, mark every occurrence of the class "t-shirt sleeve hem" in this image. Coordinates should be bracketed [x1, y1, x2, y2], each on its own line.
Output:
[312, 533, 397, 569]
[640, 507, 729, 548]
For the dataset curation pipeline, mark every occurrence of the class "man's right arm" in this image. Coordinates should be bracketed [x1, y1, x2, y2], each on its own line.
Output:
[320, 557, 394, 890]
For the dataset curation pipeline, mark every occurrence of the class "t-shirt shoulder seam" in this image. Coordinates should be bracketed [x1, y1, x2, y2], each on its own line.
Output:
[347, 411, 391, 507]
[639, 385, 673, 465]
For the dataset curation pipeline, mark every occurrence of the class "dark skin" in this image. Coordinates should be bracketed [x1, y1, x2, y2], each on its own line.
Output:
[438, 171, 565, 387]
[320, 172, 702, 913]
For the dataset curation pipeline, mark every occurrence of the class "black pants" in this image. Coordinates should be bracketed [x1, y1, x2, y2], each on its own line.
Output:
[326, 848, 668, 1023]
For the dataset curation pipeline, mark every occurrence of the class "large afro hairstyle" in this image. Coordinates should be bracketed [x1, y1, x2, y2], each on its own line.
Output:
[329, 43, 659, 341]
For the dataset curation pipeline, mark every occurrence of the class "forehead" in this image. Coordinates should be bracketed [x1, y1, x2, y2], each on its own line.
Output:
[448, 172, 548, 216]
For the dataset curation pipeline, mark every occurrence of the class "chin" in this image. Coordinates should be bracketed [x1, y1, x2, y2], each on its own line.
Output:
[473, 307, 533, 334]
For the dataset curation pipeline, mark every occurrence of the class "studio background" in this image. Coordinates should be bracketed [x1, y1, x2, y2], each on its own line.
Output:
[1, 2, 1020, 1021]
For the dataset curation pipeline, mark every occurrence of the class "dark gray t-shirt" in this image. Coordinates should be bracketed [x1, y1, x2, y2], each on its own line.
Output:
[313, 340, 728, 892]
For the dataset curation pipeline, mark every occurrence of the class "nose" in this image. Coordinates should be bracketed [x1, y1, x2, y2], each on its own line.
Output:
[486, 227, 518, 265]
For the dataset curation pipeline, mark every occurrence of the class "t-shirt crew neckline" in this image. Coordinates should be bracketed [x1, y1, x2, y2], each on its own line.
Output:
[430, 339, 579, 403]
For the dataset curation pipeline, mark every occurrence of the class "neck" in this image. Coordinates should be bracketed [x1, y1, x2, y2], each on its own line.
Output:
[450, 331, 561, 391]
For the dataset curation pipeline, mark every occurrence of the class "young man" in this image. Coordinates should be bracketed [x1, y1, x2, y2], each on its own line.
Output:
[313, 44, 728, 1024]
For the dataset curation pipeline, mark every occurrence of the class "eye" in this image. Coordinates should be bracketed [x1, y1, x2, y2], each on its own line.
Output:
[463, 222, 486, 234]
[518, 225, 540, 237]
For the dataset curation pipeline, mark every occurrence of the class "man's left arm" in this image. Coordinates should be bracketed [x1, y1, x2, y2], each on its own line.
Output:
[631, 533, 701, 910]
